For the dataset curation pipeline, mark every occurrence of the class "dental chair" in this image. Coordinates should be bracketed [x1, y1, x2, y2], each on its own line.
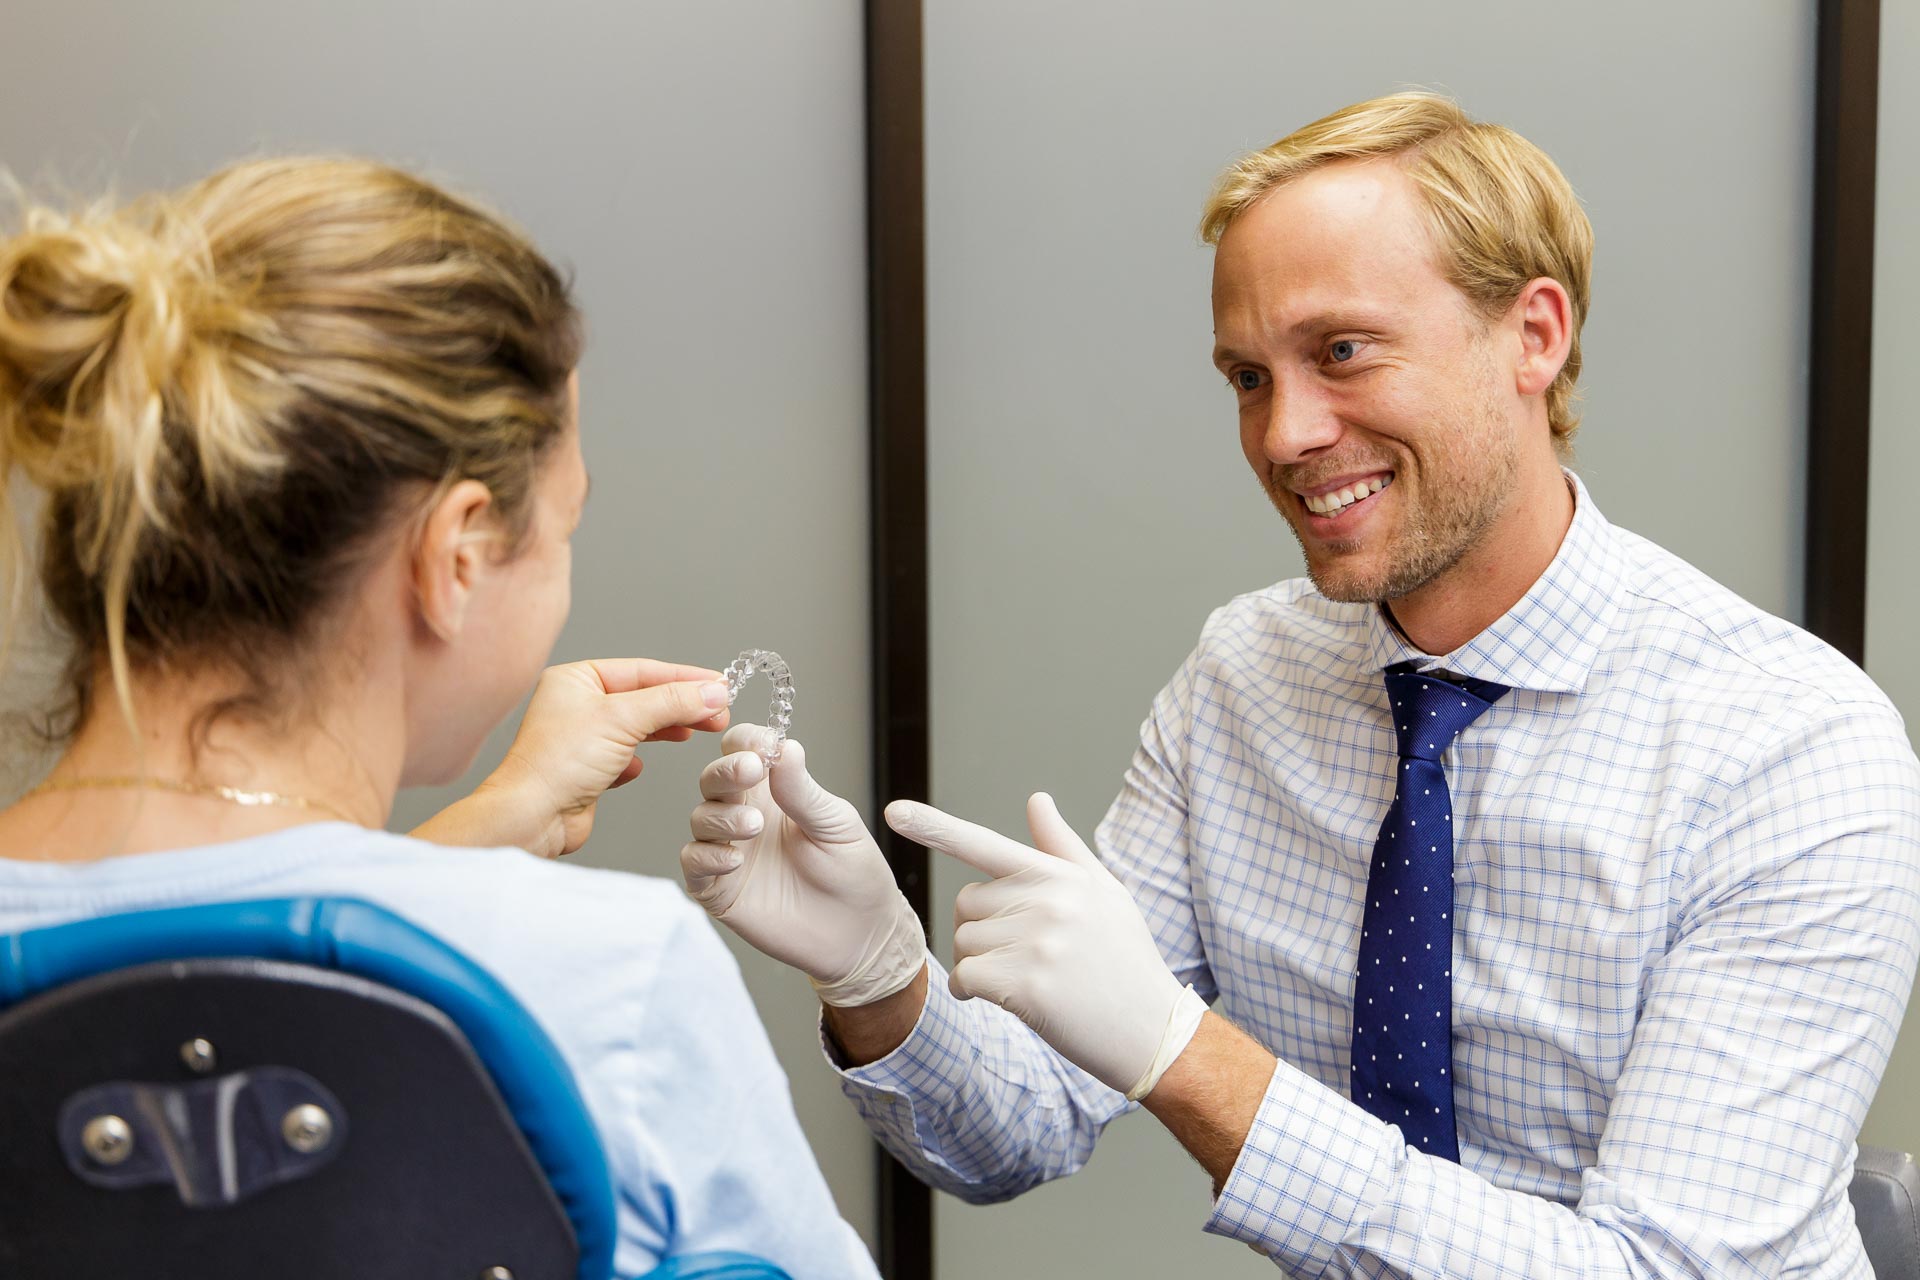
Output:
[0, 897, 792, 1280]
[1854, 1143, 1920, 1280]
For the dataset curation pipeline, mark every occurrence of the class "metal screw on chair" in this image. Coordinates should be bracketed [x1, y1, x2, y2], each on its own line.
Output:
[81, 1115, 135, 1166]
[280, 1104, 334, 1154]
[479, 1268, 514, 1280]
[179, 1037, 218, 1074]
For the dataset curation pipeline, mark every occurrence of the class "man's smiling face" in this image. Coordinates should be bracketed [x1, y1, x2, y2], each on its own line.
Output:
[1211, 158, 1528, 605]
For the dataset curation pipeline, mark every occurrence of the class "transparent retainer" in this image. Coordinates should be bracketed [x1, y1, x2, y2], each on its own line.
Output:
[722, 649, 794, 766]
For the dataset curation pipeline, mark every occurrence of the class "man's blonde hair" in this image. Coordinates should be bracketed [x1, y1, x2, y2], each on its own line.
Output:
[1201, 93, 1593, 450]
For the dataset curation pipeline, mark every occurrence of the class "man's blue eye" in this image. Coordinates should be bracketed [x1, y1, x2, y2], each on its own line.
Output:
[1330, 340, 1358, 363]
[1234, 369, 1263, 391]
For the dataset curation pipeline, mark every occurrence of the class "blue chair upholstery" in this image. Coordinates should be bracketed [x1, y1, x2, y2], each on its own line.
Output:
[0, 897, 793, 1280]
[642, 1256, 800, 1279]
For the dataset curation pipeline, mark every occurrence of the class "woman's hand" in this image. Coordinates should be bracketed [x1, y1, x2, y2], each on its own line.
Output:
[414, 658, 730, 857]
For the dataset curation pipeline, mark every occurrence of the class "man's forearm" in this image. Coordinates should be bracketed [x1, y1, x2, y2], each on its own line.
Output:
[822, 962, 930, 1066]
[1140, 1011, 1277, 1192]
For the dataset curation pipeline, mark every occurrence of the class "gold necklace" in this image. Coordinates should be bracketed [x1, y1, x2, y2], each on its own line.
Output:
[21, 775, 356, 825]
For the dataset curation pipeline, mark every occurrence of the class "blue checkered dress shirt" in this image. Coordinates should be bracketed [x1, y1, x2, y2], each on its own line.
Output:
[833, 474, 1920, 1278]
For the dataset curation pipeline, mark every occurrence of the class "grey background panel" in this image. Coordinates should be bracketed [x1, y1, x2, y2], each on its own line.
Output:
[1863, 0, 1920, 1157]
[924, 1, 1822, 1273]
[0, 0, 879, 1256]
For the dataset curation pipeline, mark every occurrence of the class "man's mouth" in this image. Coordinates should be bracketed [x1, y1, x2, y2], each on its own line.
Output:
[1300, 473, 1393, 517]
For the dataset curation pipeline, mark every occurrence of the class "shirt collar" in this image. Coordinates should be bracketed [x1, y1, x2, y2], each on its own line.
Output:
[1359, 469, 1621, 694]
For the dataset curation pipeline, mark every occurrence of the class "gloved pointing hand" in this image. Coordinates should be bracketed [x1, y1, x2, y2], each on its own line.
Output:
[682, 725, 927, 1007]
[884, 793, 1209, 1101]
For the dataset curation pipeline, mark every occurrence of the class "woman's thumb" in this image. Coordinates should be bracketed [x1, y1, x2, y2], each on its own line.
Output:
[608, 679, 730, 741]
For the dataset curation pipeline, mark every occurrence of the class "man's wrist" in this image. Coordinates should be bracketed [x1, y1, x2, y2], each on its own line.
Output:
[1124, 985, 1211, 1101]
[822, 961, 931, 1068]
[1139, 1011, 1276, 1193]
[809, 898, 929, 1008]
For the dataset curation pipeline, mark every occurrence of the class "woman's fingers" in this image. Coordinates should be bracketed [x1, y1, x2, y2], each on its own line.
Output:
[582, 657, 723, 693]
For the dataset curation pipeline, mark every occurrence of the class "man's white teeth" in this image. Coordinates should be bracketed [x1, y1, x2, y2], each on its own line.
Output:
[1305, 475, 1390, 515]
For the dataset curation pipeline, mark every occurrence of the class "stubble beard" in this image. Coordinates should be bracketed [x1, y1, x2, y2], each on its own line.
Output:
[1273, 390, 1521, 606]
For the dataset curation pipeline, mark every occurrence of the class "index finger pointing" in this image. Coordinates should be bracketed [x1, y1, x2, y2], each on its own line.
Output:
[883, 800, 1044, 879]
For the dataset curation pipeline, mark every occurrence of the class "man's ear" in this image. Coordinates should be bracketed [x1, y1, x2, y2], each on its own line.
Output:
[413, 479, 498, 642]
[1511, 276, 1573, 401]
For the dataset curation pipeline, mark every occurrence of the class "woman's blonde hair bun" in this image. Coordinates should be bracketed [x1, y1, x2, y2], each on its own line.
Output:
[0, 196, 281, 620]
[0, 157, 581, 739]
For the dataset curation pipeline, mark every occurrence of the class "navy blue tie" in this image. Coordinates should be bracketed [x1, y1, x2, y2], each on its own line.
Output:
[1350, 663, 1509, 1160]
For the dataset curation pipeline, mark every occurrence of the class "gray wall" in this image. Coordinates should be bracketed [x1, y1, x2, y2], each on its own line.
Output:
[1862, 0, 1920, 1157]
[923, 1, 1825, 1273]
[0, 0, 880, 1257]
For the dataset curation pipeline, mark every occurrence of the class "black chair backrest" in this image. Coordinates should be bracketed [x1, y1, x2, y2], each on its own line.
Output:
[1854, 1144, 1920, 1280]
[0, 957, 579, 1280]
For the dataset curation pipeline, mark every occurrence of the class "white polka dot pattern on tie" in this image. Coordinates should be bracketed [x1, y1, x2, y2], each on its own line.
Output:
[1350, 665, 1510, 1161]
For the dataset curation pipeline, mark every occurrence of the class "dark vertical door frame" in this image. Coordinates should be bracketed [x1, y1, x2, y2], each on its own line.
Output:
[1806, 0, 1880, 662]
[864, 1, 933, 1277]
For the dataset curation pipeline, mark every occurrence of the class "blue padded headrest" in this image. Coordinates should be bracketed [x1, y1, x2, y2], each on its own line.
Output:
[638, 1255, 794, 1279]
[0, 897, 616, 1280]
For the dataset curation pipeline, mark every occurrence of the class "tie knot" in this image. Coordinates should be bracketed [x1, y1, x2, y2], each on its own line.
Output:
[1383, 668, 1509, 762]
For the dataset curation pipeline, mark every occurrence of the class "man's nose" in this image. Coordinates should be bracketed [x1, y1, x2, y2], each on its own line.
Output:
[1260, 382, 1343, 464]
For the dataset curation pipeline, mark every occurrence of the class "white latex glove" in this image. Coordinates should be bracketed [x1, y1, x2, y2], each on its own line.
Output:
[885, 792, 1209, 1100]
[682, 725, 927, 1007]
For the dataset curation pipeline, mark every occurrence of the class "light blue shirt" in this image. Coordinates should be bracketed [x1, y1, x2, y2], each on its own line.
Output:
[0, 826, 878, 1280]
[836, 474, 1920, 1279]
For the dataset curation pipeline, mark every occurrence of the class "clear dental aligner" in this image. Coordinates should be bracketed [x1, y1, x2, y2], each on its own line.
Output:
[722, 649, 795, 766]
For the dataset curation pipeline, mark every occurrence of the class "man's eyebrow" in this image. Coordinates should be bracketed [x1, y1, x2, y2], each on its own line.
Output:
[1289, 310, 1392, 337]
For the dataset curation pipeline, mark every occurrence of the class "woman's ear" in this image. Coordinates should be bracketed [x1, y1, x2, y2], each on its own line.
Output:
[412, 479, 498, 642]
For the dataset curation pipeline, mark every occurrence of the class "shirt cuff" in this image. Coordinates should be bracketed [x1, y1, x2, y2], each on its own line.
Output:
[818, 951, 973, 1094]
[1204, 1056, 1395, 1271]
[818, 953, 997, 1172]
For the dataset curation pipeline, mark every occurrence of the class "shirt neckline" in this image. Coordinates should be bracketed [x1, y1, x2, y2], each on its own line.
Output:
[1359, 469, 1622, 694]
[0, 821, 374, 892]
